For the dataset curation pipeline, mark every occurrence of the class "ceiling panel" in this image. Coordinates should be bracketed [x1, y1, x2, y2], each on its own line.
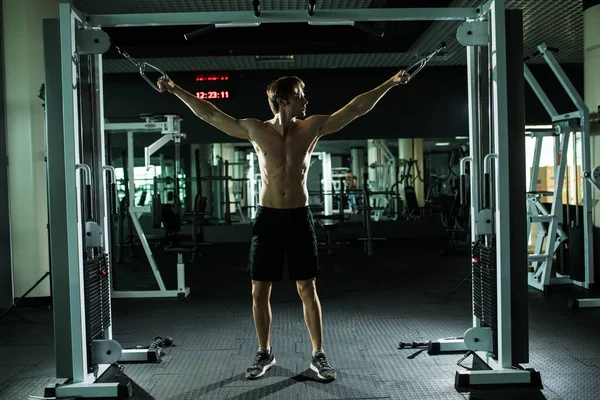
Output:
[75, 0, 584, 73]
[418, 0, 583, 65]
[516, 0, 582, 64]
[73, 0, 374, 14]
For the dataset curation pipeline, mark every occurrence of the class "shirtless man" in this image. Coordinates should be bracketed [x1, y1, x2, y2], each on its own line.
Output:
[157, 70, 409, 381]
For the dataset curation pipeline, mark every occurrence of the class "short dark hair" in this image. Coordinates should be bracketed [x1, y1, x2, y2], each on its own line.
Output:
[266, 76, 305, 114]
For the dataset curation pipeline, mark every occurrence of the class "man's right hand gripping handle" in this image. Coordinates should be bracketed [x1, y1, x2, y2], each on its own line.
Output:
[157, 77, 177, 93]
[157, 77, 210, 118]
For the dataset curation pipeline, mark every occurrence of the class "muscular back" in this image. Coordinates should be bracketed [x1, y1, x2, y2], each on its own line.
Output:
[249, 119, 320, 209]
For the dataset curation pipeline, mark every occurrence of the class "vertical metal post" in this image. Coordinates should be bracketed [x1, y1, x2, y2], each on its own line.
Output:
[59, 3, 86, 382]
[581, 104, 593, 289]
[44, 17, 72, 379]
[339, 178, 345, 223]
[467, 41, 482, 329]
[322, 153, 333, 216]
[127, 131, 135, 209]
[214, 157, 223, 222]
[174, 139, 181, 215]
[362, 172, 373, 257]
[504, 9, 529, 362]
[351, 147, 366, 189]
[224, 160, 231, 224]
[554, 134, 560, 196]
[0, 3, 13, 310]
[490, 0, 513, 369]
[466, 45, 481, 240]
[92, 52, 113, 339]
[159, 153, 165, 203]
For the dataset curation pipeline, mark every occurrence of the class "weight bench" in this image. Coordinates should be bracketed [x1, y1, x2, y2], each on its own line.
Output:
[317, 218, 346, 256]
[162, 245, 194, 300]
[161, 203, 207, 248]
[160, 204, 211, 300]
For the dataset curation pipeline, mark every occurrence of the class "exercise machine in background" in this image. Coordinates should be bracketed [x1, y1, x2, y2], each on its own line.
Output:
[523, 44, 596, 300]
[105, 114, 191, 300]
[367, 139, 398, 221]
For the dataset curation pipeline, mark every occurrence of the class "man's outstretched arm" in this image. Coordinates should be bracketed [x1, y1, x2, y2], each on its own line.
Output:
[308, 70, 409, 137]
[158, 77, 258, 140]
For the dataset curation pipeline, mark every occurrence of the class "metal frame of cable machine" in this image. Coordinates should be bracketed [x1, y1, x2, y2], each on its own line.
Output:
[43, 8, 165, 400]
[44, 1, 536, 397]
[432, 2, 540, 389]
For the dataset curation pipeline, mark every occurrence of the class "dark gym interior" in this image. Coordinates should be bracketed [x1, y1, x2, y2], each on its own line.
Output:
[1, 1, 600, 400]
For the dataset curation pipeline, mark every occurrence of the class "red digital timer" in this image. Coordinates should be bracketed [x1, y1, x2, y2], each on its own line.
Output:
[196, 74, 229, 81]
[196, 91, 230, 100]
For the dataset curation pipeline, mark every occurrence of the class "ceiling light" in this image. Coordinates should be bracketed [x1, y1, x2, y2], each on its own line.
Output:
[455, 136, 468, 140]
[435, 142, 450, 146]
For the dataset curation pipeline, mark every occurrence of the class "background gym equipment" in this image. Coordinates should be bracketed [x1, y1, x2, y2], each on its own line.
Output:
[523, 44, 595, 296]
[105, 114, 191, 300]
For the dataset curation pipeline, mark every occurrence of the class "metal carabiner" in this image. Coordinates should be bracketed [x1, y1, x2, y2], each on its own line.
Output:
[402, 41, 447, 81]
[139, 62, 169, 93]
[113, 45, 168, 93]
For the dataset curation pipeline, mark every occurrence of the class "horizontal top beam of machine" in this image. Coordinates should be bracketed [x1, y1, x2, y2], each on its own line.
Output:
[88, 9, 480, 28]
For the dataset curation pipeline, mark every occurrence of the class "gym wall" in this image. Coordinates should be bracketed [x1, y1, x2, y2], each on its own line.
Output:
[103, 64, 584, 147]
[0, 4, 13, 309]
[2, 0, 60, 301]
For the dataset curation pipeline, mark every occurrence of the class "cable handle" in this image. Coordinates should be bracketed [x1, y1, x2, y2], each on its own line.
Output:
[402, 41, 447, 80]
[459, 156, 472, 206]
[76, 164, 93, 221]
[140, 62, 169, 93]
[114, 45, 168, 93]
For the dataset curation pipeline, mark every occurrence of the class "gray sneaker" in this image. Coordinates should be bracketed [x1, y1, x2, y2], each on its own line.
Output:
[245, 348, 276, 379]
[310, 351, 337, 381]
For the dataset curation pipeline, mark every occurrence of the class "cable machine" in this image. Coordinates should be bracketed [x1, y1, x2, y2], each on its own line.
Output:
[43, 1, 539, 397]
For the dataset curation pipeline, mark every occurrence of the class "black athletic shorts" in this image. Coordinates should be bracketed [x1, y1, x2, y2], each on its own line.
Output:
[247, 205, 319, 282]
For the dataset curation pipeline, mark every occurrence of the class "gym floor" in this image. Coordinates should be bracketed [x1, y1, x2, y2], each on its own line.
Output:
[1, 238, 600, 400]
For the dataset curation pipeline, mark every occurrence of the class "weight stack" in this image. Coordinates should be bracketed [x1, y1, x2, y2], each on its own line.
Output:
[472, 241, 498, 359]
[84, 253, 112, 343]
